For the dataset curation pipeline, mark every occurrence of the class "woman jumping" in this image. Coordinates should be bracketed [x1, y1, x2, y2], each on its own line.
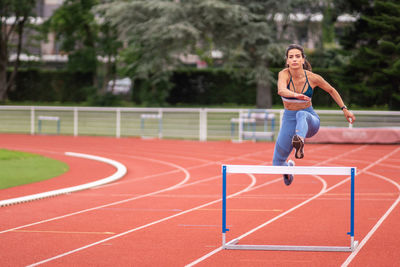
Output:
[273, 44, 356, 186]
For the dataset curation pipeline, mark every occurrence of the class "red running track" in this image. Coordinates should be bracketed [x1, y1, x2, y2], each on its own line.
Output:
[0, 134, 399, 266]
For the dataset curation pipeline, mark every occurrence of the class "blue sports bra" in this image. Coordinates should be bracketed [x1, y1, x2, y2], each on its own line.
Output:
[281, 71, 313, 103]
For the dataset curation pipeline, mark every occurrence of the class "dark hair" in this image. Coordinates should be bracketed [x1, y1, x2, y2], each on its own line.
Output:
[285, 44, 312, 71]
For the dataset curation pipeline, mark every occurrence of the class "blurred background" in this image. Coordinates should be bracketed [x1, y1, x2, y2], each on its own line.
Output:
[1, 0, 399, 110]
[1, 0, 400, 142]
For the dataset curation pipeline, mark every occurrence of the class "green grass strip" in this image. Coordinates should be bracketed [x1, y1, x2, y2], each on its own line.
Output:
[0, 149, 69, 190]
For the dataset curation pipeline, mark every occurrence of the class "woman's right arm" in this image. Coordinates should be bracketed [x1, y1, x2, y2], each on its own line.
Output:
[277, 70, 310, 101]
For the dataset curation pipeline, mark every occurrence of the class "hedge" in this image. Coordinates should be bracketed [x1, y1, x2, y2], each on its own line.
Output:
[8, 69, 93, 102]
[7, 67, 352, 108]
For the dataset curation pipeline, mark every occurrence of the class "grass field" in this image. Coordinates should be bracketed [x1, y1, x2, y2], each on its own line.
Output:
[0, 149, 69, 189]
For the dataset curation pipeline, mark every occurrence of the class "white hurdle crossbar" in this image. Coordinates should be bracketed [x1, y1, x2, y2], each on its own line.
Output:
[221, 165, 358, 252]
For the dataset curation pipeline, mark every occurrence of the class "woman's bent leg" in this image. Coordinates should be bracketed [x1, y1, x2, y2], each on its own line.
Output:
[295, 110, 320, 138]
[292, 110, 320, 159]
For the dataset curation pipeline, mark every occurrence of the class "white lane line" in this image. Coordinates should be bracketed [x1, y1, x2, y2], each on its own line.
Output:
[3, 144, 328, 264]
[184, 175, 327, 267]
[235, 175, 327, 239]
[0, 152, 127, 207]
[93, 152, 201, 189]
[0, 156, 190, 235]
[1, 146, 270, 234]
[94, 147, 277, 188]
[26, 174, 258, 267]
[341, 171, 400, 265]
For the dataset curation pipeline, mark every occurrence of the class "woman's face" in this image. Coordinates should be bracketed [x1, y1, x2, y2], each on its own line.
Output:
[286, 49, 304, 69]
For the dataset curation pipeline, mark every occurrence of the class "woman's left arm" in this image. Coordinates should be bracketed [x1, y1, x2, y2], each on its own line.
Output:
[312, 73, 356, 124]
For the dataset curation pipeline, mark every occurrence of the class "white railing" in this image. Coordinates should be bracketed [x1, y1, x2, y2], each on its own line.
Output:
[0, 106, 399, 141]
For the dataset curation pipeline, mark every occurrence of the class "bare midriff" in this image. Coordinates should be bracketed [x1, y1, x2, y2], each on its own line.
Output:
[283, 101, 312, 111]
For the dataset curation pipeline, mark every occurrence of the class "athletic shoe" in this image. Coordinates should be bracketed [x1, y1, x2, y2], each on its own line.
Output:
[283, 160, 295, 186]
[292, 134, 304, 159]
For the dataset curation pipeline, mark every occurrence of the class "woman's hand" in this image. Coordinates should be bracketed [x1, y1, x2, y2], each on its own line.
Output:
[343, 109, 356, 124]
[295, 93, 311, 102]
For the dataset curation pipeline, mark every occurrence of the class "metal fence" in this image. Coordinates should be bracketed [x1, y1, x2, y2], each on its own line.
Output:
[0, 106, 399, 141]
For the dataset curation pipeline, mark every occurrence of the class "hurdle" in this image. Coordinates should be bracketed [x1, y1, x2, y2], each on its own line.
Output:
[140, 112, 163, 139]
[38, 116, 60, 134]
[221, 165, 358, 252]
[230, 110, 275, 142]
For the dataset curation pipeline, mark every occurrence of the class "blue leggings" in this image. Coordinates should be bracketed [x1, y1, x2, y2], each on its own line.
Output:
[272, 107, 320, 166]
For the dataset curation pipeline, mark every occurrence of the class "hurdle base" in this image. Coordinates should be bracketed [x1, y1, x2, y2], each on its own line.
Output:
[223, 238, 358, 252]
[140, 135, 161, 140]
[223, 243, 357, 252]
[223, 245, 355, 252]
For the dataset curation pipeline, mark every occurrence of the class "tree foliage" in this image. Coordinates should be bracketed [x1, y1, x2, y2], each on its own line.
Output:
[97, 0, 249, 105]
[4, 0, 397, 109]
[225, 1, 286, 108]
[340, 0, 400, 109]
[97, 0, 300, 107]
[43, 0, 122, 92]
[43, 0, 98, 77]
[0, 0, 38, 101]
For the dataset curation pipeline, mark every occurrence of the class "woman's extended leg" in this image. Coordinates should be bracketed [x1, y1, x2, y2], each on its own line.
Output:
[273, 125, 296, 186]
[272, 112, 296, 166]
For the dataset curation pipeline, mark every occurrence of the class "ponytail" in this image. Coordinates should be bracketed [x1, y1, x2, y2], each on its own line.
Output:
[303, 59, 312, 71]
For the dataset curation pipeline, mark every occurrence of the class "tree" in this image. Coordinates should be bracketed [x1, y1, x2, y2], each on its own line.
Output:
[95, 9, 123, 93]
[227, 1, 294, 108]
[0, 0, 37, 102]
[97, 0, 252, 105]
[340, 0, 400, 109]
[185, 0, 285, 108]
[43, 0, 122, 96]
[98, 0, 296, 107]
[43, 0, 99, 86]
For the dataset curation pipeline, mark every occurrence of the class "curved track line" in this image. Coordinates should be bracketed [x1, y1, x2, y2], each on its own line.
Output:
[93, 153, 197, 189]
[98, 145, 331, 201]
[1, 147, 264, 234]
[26, 175, 258, 267]
[95, 148, 275, 188]
[341, 170, 400, 266]
[0, 155, 190, 235]
[125, 145, 276, 164]
[0, 152, 127, 207]
[0, 143, 346, 265]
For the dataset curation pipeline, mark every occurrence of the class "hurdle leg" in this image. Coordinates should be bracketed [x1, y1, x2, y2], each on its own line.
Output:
[158, 117, 163, 139]
[140, 117, 144, 137]
[348, 167, 358, 250]
[222, 165, 229, 247]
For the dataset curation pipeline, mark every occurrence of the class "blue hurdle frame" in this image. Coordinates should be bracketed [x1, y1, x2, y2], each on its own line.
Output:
[221, 165, 358, 252]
